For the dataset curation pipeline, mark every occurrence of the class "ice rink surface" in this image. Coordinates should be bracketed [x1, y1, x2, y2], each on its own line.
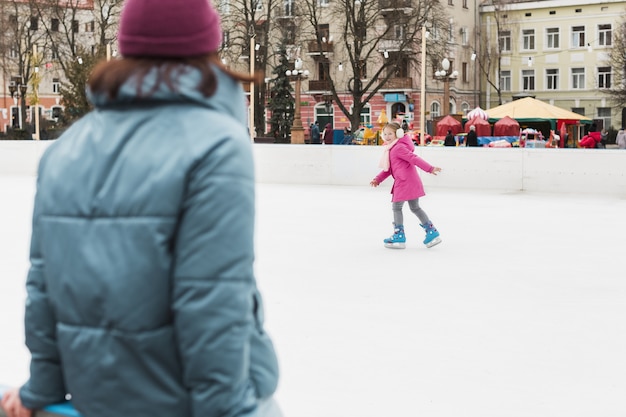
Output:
[1, 176, 625, 417]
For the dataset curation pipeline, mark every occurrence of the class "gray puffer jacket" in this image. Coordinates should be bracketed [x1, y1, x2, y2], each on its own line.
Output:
[19, 64, 278, 417]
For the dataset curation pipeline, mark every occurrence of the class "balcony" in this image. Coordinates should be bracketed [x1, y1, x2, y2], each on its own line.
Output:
[307, 41, 334, 55]
[379, 77, 413, 90]
[378, 39, 403, 52]
[308, 80, 333, 92]
[378, 0, 412, 11]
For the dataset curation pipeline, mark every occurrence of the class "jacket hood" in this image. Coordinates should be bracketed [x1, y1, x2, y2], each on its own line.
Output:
[87, 64, 248, 127]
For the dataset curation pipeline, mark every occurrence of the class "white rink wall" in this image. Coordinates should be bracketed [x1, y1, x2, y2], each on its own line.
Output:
[2, 141, 626, 196]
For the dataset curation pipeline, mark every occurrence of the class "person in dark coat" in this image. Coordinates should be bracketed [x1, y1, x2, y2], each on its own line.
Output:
[323, 123, 334, 144]
[310, 120, 321, 144]
[466, 125, 479, 147]
[0, 1, 281, 417]
[444, 129, 456, 146]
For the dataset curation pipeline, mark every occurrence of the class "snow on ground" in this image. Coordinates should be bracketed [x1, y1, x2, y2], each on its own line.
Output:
[1, 176, 625, 417]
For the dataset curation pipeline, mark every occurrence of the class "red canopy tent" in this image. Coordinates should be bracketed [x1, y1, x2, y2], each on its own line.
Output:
[493, 116, 520, 136]
[435, 115, 462, 136]
[464, 117, 491, 136]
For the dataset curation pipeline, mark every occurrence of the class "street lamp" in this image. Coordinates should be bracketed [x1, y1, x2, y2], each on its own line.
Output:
[286, 57, 309, 144]
[8, 77, 27, 130]
[434, 58, 458, 116]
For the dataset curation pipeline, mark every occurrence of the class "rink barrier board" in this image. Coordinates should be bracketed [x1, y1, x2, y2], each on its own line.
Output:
[1, 141, 625, 196]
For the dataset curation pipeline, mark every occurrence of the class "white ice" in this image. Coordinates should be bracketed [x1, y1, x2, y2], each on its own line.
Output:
[1, 176, 625, 417]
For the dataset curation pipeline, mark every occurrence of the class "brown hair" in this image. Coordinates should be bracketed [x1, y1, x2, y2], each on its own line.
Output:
[88, 53, 263, 100]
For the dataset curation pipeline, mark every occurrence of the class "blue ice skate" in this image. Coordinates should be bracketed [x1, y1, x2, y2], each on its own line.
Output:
[384, 224, 406, 249]
[420, 222, 441, 248]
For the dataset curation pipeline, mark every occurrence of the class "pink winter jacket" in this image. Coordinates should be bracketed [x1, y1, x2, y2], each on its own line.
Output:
[374, 135, 434, 202]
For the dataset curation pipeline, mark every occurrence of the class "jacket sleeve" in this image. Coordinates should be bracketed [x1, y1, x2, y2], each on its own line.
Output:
[374, 170, 391, 183]
[396, 143, 434, 173]
[171, 136, 266, 417]
[20, 159, 68, 409]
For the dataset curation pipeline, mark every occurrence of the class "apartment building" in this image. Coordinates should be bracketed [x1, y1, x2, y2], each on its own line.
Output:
[221, 0, 483, 137]
[479, 0, 624, 130]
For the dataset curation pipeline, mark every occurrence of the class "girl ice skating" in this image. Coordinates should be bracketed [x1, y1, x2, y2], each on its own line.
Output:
[370, 122, 442, 249]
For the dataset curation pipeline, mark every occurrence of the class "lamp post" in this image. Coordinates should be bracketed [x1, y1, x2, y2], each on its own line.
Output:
[286, 58, 309, 144]
[435, 58, 458, 116]
[8, 77, 27, 130]
[420, 26, 427, 146]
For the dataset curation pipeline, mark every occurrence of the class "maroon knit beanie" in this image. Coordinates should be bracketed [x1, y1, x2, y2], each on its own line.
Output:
[118, 0, 223, 58]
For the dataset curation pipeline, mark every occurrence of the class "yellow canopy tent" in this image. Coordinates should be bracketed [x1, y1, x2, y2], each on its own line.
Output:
[486, 97, 592, 130]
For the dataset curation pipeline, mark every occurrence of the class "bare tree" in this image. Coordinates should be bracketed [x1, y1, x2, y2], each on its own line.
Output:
[0, 0, 48, 132]
[299, 0, 449, 132]
[31, 0, 122, 122]
[607, 16, 626, 108]
[475, 0, 513, 107]
[220, 0, 284, 137]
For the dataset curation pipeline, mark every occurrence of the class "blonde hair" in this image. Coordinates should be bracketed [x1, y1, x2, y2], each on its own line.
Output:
[384, 122, 402, 133]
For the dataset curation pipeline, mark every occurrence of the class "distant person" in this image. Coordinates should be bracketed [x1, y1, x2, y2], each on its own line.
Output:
[444, 129, 455, 146]
[310, 120, 321, 144]
[322, 123, 334, 144]
[0, 1, 280, 417]
[466, 124, 479, 147]
[616, 129, 626, 149]
[599, 128, 608, 148]
[580, 131, 602, 148]
[369, 122, 442, 249]
[401, 120, 409, 132]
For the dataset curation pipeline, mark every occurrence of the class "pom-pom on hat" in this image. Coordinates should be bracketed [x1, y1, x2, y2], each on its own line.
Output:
[118, 0, 223, 58]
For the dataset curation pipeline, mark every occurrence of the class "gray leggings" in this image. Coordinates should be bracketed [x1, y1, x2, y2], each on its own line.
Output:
[392, 198, 430, 226]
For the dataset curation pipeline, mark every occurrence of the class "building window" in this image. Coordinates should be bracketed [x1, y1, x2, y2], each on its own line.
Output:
[598, 24, 612, 47]
[359, 106, 371, 125]
[571, 68, 585, 89]
[394, 24, 404, 40]
[51, 47, 59, 60]
[254, 0, 263, 11]
[462, 0, 468, 8]
[284, 23, 296, 44]
[283, 0, 294, 16]
[460, 27, 469, 46]
[571, 26, 585, 48]
[598, 67, 611, 89]
[430, 102, 440, 119]
[84, 21, 94, 32]
[461, 102, 470, 115]
[358, 60, 367, 79]
[318, 0, 329, 6]
[448, 0, 453, 5]
[51, 18, 59, 32]
[30, 16, 38, 30]
[9, 46, 18, 59]
[318, 24, 330, 43]
[318, 61, 329, 81]
[499, 30, 511, 52]
[522, 69, 535, 90]
[462, 62, 469, 83]
[500, 70, 511, 91]
[52, 78, 60, 93]
[72, 20, 79, 33]
[546, 69, 559, 90]
[546, 27, 559, 49]
[522, 29, 535, 50]
[598, 107, 611, 129]
[572, 107, 585, 116]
